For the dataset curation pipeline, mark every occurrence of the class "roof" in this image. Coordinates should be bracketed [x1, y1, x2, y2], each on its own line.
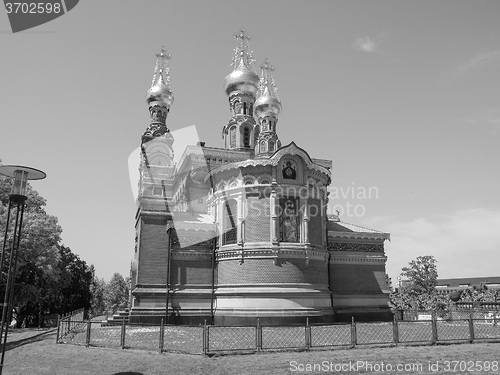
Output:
[437, 277, 500, 287]
[327, 216, 390, 241]
[170, 212, 215, 231]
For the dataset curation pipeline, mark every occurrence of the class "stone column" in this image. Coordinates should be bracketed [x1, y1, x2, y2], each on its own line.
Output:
[270, 187, 278, 244]
[217, 196, 224, 246]
[237, 192, 244, 245]
[302, 198, 309, 244]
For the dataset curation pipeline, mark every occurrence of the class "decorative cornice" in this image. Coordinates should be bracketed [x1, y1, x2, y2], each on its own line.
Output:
[173, 222, 216, 232]
[216, 247, 328, 263]
[171, 250, 212, 261]
[328, 232, 390, 241]
[327, 242, 384, 253]
[329, 255, 387, 265]
[208, 142, 331, 179]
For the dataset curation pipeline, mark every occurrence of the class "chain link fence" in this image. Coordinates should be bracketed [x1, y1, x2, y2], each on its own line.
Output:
[56, 309, 500, 355]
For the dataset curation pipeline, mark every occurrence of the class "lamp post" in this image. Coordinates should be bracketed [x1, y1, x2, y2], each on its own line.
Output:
[0, 165, 46, 374]
[397, 276, 403, 315]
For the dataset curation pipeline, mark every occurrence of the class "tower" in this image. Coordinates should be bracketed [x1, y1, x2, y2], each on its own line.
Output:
[222, 28, 259, 150]
[130, 48, 176, 321]
[254, 59, 282, 157]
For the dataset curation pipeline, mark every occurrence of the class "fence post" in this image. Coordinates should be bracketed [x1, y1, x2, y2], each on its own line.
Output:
[121, 320, 126, 349]
[431, 311, 438, 345]
[55, 315, 61, 344]
[468, 311, 475, 343]
[392, 315, 399, 345]
[205, 320, 210, 355]
[305, 318, 311, 351]
[159, 318, 164, 353]
[256, 318, 262, 352]
[350, 317, 356, 348]
[86, 319, 91, 347]
[203, 319, 207, 355]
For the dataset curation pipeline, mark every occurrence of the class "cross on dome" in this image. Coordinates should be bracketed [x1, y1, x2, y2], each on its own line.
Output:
[151, 46, 172, 87]
[258, 58, 279, 100]
[231, 27, 255, 71]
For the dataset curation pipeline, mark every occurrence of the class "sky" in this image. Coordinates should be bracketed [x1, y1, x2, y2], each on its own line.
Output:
[1, 1, 499, 283]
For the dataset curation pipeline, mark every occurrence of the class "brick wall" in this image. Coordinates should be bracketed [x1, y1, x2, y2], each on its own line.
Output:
[137, 216, 168, 284]
[217, 258, 328, 285]
[170, 258, 213, 285]
[308, 198, 322, 245]
[329, 263, 387, 293]
[245, 196, 270, 242]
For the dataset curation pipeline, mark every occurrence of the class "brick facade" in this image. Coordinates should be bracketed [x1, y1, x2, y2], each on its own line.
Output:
[137, 216, 169, 285]
[217, 258, 327, 285]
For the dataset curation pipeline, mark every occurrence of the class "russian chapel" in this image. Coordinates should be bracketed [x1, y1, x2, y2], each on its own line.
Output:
[130, 29, 391, 325]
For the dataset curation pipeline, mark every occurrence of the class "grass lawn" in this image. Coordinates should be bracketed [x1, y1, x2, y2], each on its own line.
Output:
[4, 329, 500, 374]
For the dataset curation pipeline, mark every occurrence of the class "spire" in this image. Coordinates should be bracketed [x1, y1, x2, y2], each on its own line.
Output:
[143, 46, 174, 144]
[151, 46, 172, 89]
[257, 58, 279, 101]
[222, 28, 259, 150]
[254, 58, 282, 158]
[231, 28, 256, 72]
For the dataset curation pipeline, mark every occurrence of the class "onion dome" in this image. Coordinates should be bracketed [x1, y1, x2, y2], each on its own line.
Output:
[146, 46, 174, 107]
[223, 28, 259, 96]
[224, 59, 259, 96]
[254, 59, 281, 119]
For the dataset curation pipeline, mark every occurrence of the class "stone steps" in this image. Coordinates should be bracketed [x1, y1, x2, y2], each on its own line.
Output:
[101, 309, 130, 326]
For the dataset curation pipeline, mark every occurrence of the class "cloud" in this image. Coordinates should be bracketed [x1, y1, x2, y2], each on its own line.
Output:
[366, 209, 500, 280]
[352, 36, 378, 53]
[440, 49, 500, 85]
[466, 108, 500, 134]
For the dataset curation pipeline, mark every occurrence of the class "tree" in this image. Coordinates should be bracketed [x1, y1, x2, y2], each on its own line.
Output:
[55, 245, 93, 315]
[401, 255, 438, 295]
[90, 265, 106, 316]
[104, 273, 129, 312]
[391, 255, 441, 311]
[1, 173, 62, 327]
[459, 283, 500, 305]
[1, 167, 93, 326]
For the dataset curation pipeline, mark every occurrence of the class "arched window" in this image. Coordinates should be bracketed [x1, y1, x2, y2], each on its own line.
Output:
[230, 126, 236, 148]
[243, 127, 250, 147]
[260, 140, 267, 153]
[222, 199, 237, 245]
[279, 197, 300, 242]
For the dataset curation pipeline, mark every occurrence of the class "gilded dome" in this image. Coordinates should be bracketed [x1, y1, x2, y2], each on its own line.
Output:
[254, 86, 281, 118]
[146, 72, 174, 107]
[223, 58, 259, 96]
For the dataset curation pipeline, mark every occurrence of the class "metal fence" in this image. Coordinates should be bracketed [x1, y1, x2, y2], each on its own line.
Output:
[56, 309, 500, 355]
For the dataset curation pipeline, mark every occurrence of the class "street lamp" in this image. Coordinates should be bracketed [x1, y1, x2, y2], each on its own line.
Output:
[0, 165, 46, 374]
[397, 276, 403, 308]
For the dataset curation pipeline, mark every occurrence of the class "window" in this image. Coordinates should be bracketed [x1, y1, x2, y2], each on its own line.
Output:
[222, 199, 237, 245]
[279, 197, 299, 242]
[230, 126, 237, 148]
[243, 127, 250, 147]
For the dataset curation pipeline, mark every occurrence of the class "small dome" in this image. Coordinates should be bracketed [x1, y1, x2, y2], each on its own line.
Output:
[224, 59, 259, 96]
[146, 73, 174, 107]
[254, 87, 282, 118]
